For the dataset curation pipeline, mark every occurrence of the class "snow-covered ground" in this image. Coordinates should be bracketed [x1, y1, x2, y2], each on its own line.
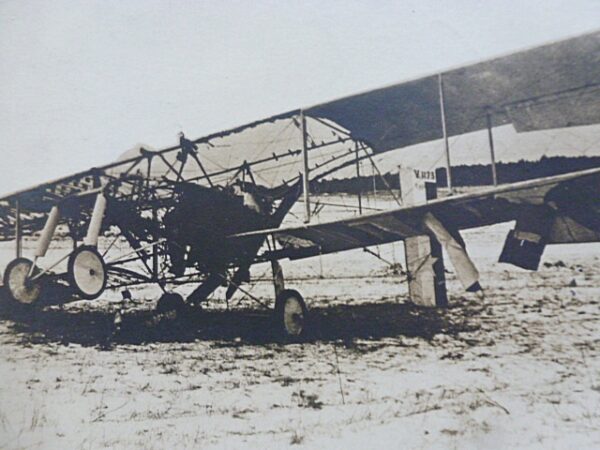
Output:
[0, 195, 599, 449]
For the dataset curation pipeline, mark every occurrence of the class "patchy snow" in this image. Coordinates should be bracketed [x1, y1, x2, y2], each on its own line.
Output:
[1, 198, 599, 449]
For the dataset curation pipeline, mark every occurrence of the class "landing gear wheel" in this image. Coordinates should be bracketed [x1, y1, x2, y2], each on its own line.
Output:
[156, 293, 186, 316]
[275, 289, 308, 338]
[68, 246, 107, 300]
[3, 258, 42, 305]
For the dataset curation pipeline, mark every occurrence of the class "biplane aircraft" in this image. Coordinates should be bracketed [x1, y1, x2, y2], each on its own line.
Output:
[1, 31, 599, 337]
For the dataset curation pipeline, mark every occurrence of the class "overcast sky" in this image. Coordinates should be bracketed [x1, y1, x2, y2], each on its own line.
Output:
[1, 0, 599, 194]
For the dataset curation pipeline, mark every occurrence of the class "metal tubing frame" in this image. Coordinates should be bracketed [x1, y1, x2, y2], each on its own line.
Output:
[185, 136, 352, 185]
[357, 142, 402, 207]
[151, 202, 159, 281]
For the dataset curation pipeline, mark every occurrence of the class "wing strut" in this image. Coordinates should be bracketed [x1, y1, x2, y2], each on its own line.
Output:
[423, 212, 482, 293]
[15, 199, 21, 258]
[438, 73, 453, 193]
[300, 110, 311, 223]
[486, 110, 499, 186]
[354, 142, 363, 214]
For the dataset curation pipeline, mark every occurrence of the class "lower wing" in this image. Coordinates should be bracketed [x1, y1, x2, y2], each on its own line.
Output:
[231, 167, 600, 268]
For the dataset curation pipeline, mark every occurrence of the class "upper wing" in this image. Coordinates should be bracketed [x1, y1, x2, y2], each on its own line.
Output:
[306, 31, 600, 152]
[2, 32, 599, 241]
[231, 167, 600, 261]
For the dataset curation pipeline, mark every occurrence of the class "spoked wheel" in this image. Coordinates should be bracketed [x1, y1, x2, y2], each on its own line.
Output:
[68, 246, 107, 300]
[156, 293, 186, 316]
[3, 258, 42, 305]
[275, 289, 308, 338]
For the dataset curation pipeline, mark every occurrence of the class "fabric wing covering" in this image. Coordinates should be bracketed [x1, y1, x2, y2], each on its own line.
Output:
[231, 167, 600, 260]
[2, 32, 600, 241]
[305, 30, 600, 152]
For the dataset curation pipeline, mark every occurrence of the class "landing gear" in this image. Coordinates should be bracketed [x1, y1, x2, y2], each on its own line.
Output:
[68, 246, 107, 300]
[275, 289, 308, 338]
[3, 258, 42, 305]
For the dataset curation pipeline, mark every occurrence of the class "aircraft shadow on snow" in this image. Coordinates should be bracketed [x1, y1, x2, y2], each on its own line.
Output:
[0, 289, 478, 348]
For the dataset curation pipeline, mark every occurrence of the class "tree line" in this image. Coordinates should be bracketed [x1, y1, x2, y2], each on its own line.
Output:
[311, 156, 600, 193]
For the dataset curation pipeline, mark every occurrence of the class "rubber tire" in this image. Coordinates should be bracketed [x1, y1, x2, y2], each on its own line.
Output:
[2, 257, 42, 306]
[274, 289, 308, 338]
[156, 293, 186, 316]
[67, 245, 107, 300]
